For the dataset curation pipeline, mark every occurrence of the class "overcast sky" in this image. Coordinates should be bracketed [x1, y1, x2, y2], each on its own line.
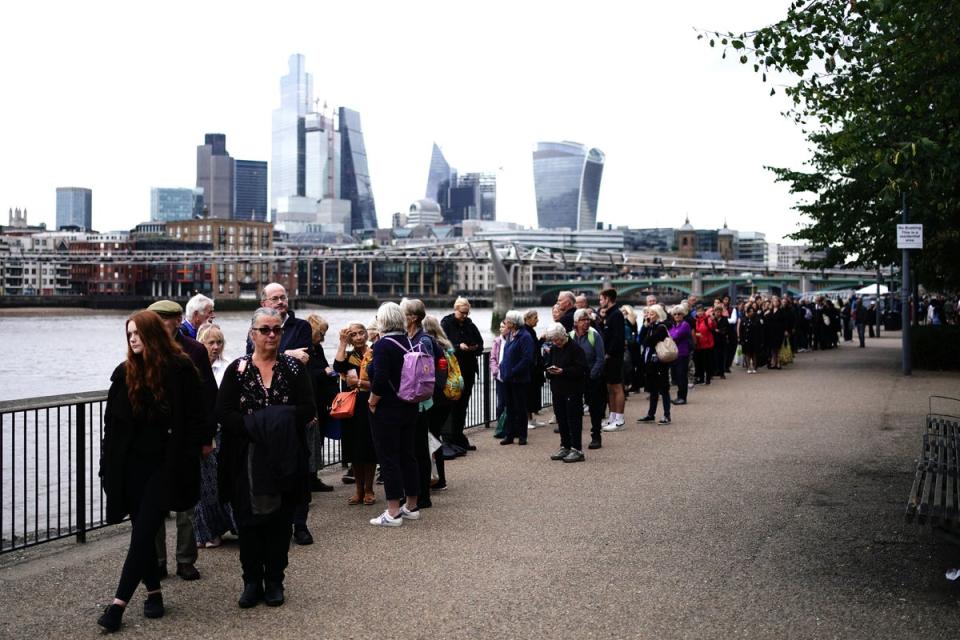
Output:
[0, 0, 810, 243]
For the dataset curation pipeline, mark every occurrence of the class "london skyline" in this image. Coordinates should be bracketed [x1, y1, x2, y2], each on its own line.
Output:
[0, 0, 806, 242]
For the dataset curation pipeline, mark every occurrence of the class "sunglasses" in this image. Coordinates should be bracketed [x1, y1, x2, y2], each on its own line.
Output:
[252, 326, 283, 336]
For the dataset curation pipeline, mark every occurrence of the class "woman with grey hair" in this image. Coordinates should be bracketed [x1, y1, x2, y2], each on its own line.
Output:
[441, 297, 483, 453]
[216, 307, 315, 608]
[423, 315, 453, 491]
[499, 310, 536, 445]
[572, 308, 606, 449]
[543, 322, 588, 462]
[367, 302, 421, 526]
[522, 309, 545, 428]
[400, 298, 440, 509]
[638, 305, 672, 425]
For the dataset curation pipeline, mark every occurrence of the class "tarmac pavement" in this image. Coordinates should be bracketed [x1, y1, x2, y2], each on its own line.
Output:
[1, 332, 958, 639]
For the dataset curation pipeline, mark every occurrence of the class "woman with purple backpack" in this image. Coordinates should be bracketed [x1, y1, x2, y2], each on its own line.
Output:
[367, 302, 422, 527]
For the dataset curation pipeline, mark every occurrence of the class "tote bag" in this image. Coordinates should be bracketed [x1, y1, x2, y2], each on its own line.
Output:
[655, 336, 679, 363]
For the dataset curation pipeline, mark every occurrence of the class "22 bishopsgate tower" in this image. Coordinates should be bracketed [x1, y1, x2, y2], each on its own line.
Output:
[271, 54, 377, 232]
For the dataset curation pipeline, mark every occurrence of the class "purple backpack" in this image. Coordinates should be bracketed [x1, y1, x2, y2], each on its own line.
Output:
[384, 336, 435, 403]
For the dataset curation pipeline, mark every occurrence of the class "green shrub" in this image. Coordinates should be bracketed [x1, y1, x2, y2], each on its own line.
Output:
[912, 325, 960, 370]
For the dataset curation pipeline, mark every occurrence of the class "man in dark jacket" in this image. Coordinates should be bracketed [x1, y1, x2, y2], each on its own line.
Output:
[441, 297, 483, 452]
[597, 288, 625, 429]
[556, 291, 577, 331]
[147, 299, 218, 581]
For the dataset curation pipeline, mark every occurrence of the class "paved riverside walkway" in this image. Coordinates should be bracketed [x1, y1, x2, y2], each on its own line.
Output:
[1, 333, 959, 639]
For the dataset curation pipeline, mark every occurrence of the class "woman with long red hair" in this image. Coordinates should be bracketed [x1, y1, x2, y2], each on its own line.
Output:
[97, 310, 204, 632]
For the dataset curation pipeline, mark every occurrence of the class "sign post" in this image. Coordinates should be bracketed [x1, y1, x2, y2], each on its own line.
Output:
[896, 201, 919, 375]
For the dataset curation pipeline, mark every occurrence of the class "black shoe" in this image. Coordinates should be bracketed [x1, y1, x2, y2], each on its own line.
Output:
[659, 417, 671, 425]
[419, 500, 433, 509]
[449, 443, 468, 457]
[638, 415, 655, 422]
[673, 398, 686, 405]
[562, 449, 585, 463]
[553, 426, 560, 434]
[499, 437, 514, 445]
[311, 477, 334, 492]
[143, 592, 164, 619]
[176, 562, 200, 581]
[518, 438, 527, 445]
[97, 604, 124, 632]
[551, 447, 571, 460]
[465, 444, 477, 451]
[292, 526, 314, 545]
[238, 581, 262, 608]
[440, 443, 459, 459]
[264, 581, 285, 607]
[588, 438, 602, 450]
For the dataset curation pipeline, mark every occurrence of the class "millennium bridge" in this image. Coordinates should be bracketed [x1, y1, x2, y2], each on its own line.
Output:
[1, 239, 883, 306]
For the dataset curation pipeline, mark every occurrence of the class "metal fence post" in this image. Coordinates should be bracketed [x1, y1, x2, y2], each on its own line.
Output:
[75, 402, 86, 544]
[482, 351, 492, 428]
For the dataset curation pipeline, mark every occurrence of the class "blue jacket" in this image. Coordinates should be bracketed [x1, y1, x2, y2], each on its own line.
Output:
[500, 329, 535, 383]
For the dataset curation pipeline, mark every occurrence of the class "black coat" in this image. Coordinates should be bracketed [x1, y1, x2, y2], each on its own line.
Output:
[100, 357, 205, 524]
[176, 331, 218, 443]
[441, 313, 483, 380]
[216, 355, 315, 515]
[545, 339, 587, 397]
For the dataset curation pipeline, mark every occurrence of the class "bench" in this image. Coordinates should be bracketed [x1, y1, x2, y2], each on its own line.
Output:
[905, 396, 960, 527]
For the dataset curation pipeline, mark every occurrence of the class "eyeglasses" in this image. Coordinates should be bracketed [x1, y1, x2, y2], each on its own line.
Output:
[253, 326, 283, 336]
[265, 294, 288, 303]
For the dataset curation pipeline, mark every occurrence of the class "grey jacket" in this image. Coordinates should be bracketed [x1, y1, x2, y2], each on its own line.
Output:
[572, 328, 606, 380]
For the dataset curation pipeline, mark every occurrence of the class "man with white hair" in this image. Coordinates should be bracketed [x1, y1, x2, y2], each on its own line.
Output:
[182, 294, 215, 339]
[556, 291, 576, 331]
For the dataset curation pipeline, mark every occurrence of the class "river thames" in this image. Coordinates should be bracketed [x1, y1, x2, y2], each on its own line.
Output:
[0, 305, 554, 402]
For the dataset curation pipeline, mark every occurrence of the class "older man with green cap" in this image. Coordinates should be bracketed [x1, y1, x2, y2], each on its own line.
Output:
[146, 299, 219, 581]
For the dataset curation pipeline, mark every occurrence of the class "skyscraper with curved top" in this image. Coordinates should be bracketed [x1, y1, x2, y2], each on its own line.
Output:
[532, 141, 604, 230]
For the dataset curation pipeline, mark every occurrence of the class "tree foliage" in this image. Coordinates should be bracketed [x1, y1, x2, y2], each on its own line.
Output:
[702, 0, 960, 288]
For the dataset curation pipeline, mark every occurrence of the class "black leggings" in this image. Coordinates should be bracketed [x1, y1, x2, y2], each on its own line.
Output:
[370, 405, 419, 501]
[115, 464, 166, 602]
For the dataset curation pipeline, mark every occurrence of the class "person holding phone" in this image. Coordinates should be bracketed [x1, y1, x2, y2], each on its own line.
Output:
[543, 323, 588, 463]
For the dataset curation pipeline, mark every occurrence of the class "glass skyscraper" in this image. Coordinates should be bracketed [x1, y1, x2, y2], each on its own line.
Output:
[271, 54, 313, 216]
[234, 160, 268, 222]
[425, 143, 454, 203]
[271, 54, 377, 231]
[339, 107, 378, 231]
[151, 187, 198, 222]
[532, 141, 604, 230]
[55, 187, 92, 230]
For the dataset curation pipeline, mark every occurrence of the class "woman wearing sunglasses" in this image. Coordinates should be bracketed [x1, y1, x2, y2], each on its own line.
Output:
[216, 308, 315, 609]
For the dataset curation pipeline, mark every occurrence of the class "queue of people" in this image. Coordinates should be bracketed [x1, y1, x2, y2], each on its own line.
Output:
[97, 285, 855, 632]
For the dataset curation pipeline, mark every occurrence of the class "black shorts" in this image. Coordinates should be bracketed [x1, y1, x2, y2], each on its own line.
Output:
[603, 354, 624, 384]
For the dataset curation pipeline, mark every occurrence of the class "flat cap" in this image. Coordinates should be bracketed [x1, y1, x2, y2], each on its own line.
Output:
[147, 300, 183, 315]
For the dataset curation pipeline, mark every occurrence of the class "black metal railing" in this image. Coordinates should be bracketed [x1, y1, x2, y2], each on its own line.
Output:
[0, 349, 551, 555]
[0, 392, 109, 553]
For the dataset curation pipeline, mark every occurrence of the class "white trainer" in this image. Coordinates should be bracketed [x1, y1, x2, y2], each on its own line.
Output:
[369, 510, 403, 527]
[399, 505, 421, 520]
[601, 421, 625, 432]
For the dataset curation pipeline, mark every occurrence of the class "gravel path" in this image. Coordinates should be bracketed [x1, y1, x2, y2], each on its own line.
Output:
[1, 333, 958, 639]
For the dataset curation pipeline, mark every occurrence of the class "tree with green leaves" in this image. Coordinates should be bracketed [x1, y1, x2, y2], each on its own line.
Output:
[703, 0, 960, 288]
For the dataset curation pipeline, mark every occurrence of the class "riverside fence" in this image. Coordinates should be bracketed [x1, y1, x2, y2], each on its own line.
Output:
[0, 351, 551, 554]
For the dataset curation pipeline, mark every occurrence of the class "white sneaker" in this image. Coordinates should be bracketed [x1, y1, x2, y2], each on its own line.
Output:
[527, 422, 538, 430]
[369, 510, 403, 527]
[399, 505, 421, 520]
[601, 421, 625, 432]
[548, 417, 557, 424]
